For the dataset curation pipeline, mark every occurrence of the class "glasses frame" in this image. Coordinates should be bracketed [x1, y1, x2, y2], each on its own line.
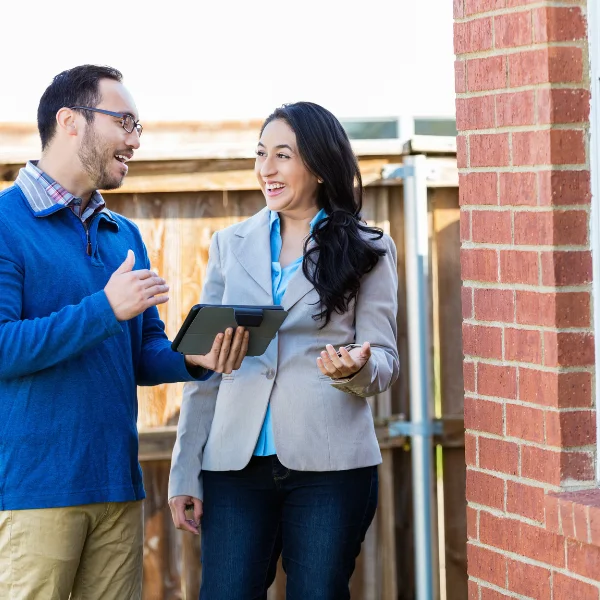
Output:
[69, 106, 143, 136]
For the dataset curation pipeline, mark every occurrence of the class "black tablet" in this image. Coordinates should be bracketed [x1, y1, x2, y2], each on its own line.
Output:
[171, 304, 288, 357]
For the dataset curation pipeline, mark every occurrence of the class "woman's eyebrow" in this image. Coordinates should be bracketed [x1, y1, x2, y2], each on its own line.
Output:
[256, 142, 294, 151]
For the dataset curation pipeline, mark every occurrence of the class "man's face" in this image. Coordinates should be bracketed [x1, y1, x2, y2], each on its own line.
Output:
[78, 79, 141, 191]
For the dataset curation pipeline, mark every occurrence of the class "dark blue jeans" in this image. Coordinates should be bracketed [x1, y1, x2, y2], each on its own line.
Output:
[199, 455, 378, 600]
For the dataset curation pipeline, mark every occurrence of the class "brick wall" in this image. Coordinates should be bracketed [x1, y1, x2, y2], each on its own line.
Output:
[454, 0, 600, 597]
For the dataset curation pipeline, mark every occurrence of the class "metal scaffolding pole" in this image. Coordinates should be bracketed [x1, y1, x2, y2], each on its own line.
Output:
[403, 154, 435, 600]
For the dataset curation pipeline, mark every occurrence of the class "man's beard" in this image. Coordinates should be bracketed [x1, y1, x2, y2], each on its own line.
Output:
[78, 126, 125, 191]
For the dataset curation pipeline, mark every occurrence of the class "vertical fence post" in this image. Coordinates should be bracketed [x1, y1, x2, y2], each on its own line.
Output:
[403, 154, 435, 600]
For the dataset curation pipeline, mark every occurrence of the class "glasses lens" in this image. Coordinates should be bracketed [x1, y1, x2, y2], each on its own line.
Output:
[135, 123, 143, 137]
[122, 115, 134, 133]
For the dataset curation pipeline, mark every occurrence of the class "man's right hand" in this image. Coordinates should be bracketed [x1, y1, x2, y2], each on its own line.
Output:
[169, 495, 203, 535]
[104, 250, 170, 321]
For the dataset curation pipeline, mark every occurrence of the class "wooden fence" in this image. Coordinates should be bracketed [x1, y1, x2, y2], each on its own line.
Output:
[107, 155, 463, 600]
[0, 134, 464, 600]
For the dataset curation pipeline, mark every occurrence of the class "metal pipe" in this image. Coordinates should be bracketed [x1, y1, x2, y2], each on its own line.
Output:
[403, 154, 435, 600]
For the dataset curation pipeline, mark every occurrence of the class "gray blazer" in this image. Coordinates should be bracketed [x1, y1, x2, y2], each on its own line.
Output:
[168, 208, 399, 501]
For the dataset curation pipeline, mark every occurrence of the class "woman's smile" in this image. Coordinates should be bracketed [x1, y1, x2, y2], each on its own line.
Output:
[264, 181, 287, 197]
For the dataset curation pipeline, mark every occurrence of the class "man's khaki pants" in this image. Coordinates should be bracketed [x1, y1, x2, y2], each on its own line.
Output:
[0, 501, 143, 600]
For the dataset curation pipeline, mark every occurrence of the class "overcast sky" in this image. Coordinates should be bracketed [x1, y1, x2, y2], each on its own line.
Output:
[1, 0, 455, 123]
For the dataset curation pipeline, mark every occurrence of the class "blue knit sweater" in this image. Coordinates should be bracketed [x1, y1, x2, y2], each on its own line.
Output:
[0, 185, 202, 510]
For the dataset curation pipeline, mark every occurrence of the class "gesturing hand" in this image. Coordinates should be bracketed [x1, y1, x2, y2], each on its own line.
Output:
[104, 250, 169, 321]
[185, 326, 250, 374]
[317, 342, 372, 379]
[168, 495, 203, 535]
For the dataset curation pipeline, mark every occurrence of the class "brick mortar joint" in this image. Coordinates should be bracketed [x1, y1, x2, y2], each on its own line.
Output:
[467, 397, 595, 413]
[467, 429, 596, 452]
[468, 363, 594, 376]
[461, 206, 592, 212]
[461, 282, 592, 292]
[455, 83, 591, 97]
[462, 206, 591, 213]
[463, 320, 593, 333]
[463, 356, 594, 372]
[468, 501, 546, 528]
[457, 165, 590, 173]
[471, 576, 600, 600]
[459, 124, 589, 134]
[468, 541, 600, 586]
[454, 39, 588, 60]
[463, 207, 592, 212]
[456, 2, 587, 23]
[472, 582, 530, 600]
[461, 241, 591, 250]
[467, 465, 566, 491]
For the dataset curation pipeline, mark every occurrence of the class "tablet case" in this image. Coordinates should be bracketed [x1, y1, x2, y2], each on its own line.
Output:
[171, 305, 288, 357]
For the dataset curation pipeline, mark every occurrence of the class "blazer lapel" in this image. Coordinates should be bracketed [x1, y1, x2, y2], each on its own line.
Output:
[230, 207, 319, 311]
[282, 267, 314, 311]
[230, 208, 273, 300]
[282, 235, 319, 311]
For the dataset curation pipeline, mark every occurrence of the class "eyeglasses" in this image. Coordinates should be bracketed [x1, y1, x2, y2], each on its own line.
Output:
[69, 106, 143, 137]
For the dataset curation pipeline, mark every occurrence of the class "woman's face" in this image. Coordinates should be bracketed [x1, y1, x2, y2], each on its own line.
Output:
[254, 119, 319, 215]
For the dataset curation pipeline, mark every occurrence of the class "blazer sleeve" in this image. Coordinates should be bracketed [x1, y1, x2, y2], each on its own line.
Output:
[331, 234, 399, 397]
[168, 231, 225, 501]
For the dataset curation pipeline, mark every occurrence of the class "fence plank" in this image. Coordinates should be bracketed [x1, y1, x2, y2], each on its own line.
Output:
[431, 188, 467, 600]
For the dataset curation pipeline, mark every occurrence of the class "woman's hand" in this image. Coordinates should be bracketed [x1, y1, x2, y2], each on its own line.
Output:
[317, 342, 371, 379]
[185, 327, 250, 373]
[169, 495, 203, 535]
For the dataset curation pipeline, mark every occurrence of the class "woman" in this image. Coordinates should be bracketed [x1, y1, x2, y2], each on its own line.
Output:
[168, 102, 399, 599]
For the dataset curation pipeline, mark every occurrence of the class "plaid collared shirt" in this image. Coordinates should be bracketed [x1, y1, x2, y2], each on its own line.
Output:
[15, 160, 107, 224]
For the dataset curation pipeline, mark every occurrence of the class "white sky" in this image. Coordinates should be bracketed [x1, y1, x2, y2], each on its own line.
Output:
[1, 0, 456, 123]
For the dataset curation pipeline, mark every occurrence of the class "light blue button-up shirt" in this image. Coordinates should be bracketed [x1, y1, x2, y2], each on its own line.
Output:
[253, 208, 327, 456]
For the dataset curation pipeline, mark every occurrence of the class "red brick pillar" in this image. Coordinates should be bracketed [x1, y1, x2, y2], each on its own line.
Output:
[454, 1, 600, 596]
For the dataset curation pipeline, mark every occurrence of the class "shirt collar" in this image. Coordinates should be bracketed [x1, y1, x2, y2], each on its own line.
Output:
[22, 160, 109, 218]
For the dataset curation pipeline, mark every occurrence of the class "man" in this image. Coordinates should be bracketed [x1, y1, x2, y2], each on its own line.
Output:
[0, 65, 247, 600]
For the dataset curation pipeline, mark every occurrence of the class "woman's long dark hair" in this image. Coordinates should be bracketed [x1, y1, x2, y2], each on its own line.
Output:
[261, 102, 387, 326]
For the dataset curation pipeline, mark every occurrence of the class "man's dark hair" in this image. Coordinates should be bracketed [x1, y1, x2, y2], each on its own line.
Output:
[37, 65, 123, 150]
